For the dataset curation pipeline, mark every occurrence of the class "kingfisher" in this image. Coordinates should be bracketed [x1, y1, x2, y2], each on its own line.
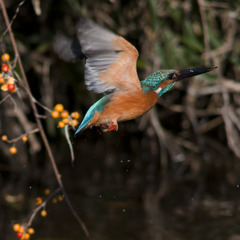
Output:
[54, 18, 214, 135]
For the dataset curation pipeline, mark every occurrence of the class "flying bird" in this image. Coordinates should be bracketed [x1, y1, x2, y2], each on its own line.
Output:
[54, 18, 214, 135]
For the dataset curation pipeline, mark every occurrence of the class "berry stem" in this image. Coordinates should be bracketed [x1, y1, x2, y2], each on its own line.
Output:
[0, 93, 11, 105]
[64, 125, 75, 163]
[4, 128, 39, 144]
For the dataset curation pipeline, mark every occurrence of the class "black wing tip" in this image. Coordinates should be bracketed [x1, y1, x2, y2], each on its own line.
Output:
[53, 31, 85, 62]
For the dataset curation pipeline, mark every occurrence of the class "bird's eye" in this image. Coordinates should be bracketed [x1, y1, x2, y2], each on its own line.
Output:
[172, 73, 177, 80]
[169, 72, 180, 81]
[169, 73, 176, 80]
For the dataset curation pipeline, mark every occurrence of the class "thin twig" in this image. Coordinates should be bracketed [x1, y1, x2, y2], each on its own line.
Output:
[0, 93, 11, 104]
[27, 187, 61, 227]
[198, 0, 210, 66]
[32, 96, 53, 113]
[149, 108, 169, 199]
[0, 0, 26, 39]
[201, 1, 231, 9]
[6, 128, 39, 143]
[0, 1, 90, 238]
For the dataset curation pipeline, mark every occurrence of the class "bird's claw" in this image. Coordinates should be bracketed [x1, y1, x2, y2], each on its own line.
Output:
[107, 123, 117, 131]
[101, 122, 118, 132]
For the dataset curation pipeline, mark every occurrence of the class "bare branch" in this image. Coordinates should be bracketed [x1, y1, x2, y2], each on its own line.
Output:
[0, 0, 90, 237]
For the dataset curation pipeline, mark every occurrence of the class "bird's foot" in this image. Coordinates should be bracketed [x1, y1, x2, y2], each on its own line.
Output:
[101, 122, 118, 132]
[107, 122, 117, 131]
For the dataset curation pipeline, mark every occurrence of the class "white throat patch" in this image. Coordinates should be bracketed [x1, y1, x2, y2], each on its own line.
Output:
[154, 87, 162, 95]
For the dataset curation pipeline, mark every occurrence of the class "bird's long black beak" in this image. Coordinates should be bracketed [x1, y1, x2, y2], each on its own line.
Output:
[170, 67, 216, 81]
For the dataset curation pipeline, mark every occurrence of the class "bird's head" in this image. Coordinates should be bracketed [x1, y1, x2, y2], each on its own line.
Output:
[141, 67, 215, 97]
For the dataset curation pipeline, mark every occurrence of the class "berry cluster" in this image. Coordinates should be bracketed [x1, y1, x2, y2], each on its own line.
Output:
[13, 188, 63, 239]
[1, 134, 28, 155]
[13, 224, 35, 240]
[51, 104, 80, 128]
[35, 188, 63, 217]
[0, 53, 17, 93]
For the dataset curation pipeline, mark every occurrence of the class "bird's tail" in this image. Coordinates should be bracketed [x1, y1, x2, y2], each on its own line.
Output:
[75, 95, 111, 136]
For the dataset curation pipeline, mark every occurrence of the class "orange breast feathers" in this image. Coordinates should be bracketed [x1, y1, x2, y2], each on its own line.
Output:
[91, 90, 158, 127]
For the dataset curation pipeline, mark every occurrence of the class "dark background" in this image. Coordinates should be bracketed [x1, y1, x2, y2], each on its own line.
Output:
[1, 0, 240, 239]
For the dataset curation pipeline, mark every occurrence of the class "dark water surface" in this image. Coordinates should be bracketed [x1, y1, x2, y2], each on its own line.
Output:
[1, 128, 240, 240]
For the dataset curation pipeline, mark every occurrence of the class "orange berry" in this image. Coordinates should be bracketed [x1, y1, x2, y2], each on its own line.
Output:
[36, 197, 43, 205]
[61, 110, 69, 119]
[1, 83, 8, 91]
[1, 63, 10, 72]
[52, 198, 57, 203]
[71, 111, 80, 119]
[7, 77, 15, 84]
[58, 195, 64, 201]
[0, 77, 5, 84]
[72, 119, 79, 127]
[54, 104, 64, 112]
[23, 233, 30, 239]
[22, 136, 28, 142]
[9, 146, 17, 154]
[62, 118, 69, 124]
[41, 209, 47, 217]
[13, 223, 20, 232]
[18, 226, 24, 233]
[1, 53, 10, 61]
[28, 227, 35, 235]
[51, 110, 59, 119]
[1, 135, 7, 141]
[44, 188, 50, 195]
[58, 121, 65, 128]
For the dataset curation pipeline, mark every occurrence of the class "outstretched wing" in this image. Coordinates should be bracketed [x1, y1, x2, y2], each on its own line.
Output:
[53, 32, 85, 62]
[76, 18, 141, 94]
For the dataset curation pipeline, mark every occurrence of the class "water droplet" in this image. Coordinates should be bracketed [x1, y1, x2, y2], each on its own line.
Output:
[237, 184, 239, 188]
[122, 209, 126, 212]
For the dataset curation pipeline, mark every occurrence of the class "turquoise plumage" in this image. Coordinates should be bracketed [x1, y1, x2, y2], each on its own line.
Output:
[141, 70, 177, 97]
